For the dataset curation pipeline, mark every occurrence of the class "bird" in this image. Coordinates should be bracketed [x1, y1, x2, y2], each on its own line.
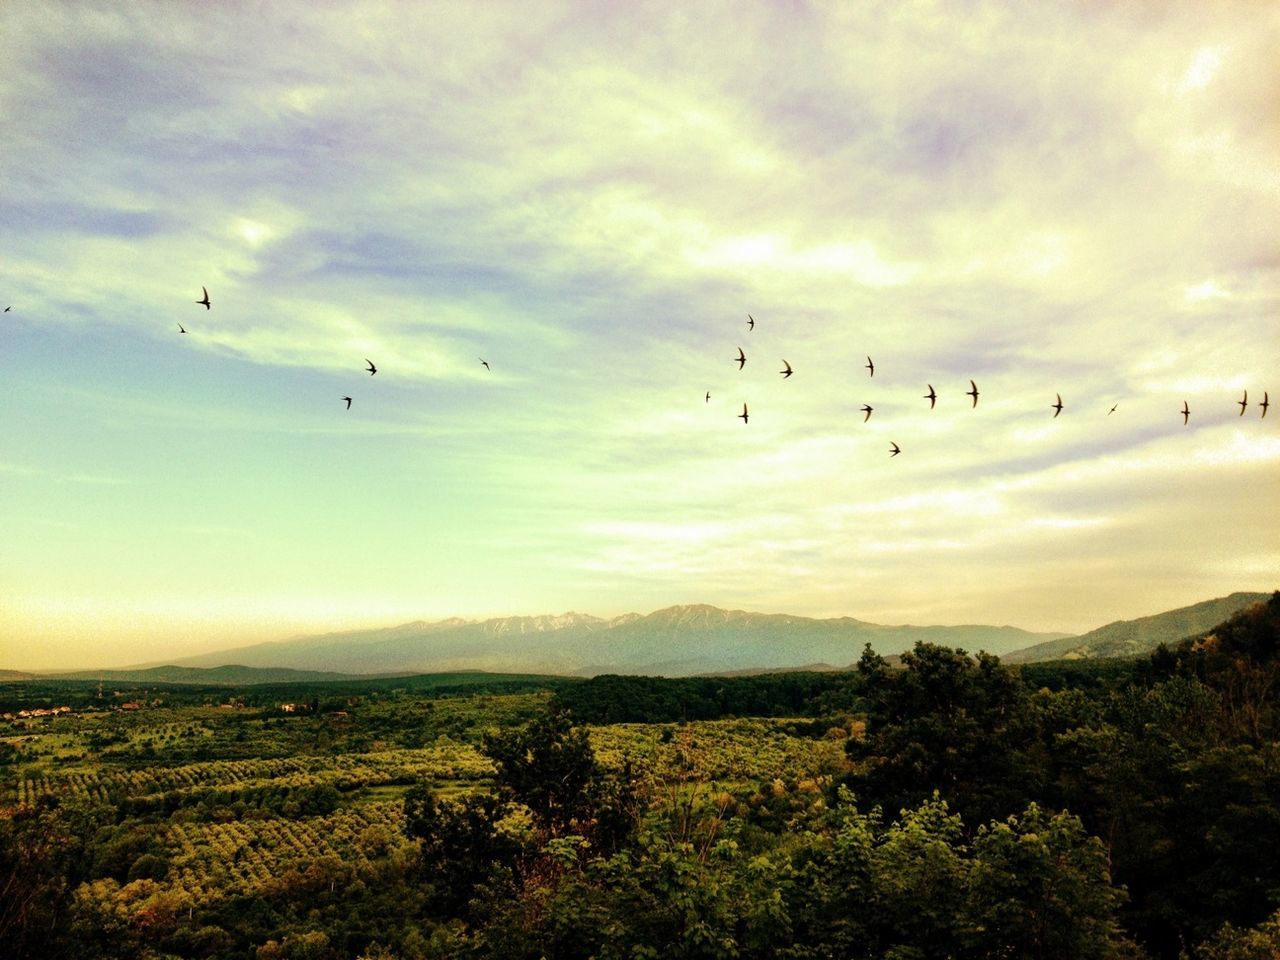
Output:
[1181, 400, 1190, 425]
[1052, 393, 1063, 418]
[747, 314, 755, 331]
[889, 441, 900, 457]
[780, 360, 793, 379]
[924, 385, 937, 409]
[365, 359, 377, 376]
[178, 323, 187, 334]
[479, 358, 490, 371]
[1261, 392, 1270, 419]
[196, 286, 210, 310]
[705, 391, 711, 403]
[1108, 404, 1118, 415]
[861, 404, 873, 422]
[865, 356, 875, 377]
[3, 306, 9, 312]
[1238, 389, 1248, 416]
[342, 396, 352, 410]
[967, 380, 979, 408]
[734, 347, 746, 370]
[738, 403, 749, 424]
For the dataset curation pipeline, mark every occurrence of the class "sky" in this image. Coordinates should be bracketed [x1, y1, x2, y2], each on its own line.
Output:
[1, 1, 1277, 670]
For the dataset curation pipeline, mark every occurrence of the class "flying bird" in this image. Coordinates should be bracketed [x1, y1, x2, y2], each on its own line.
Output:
[967, 380, 979, 408]
[178, 323, 187, 334]
[1052, 393, 1063, 418]
[342, 396, 352, 410]
[734, 347, 746, 370]
[780, 360, 793, 379]
[479, 358, 489, 371]
[865, 356, 875, 377]
[1181, 400, 1190, 425]
[924, 385, 937, 409]
[365, 359, 377, 376]
[889, 441, 900, 457]
[1108, 404, 1118, 415]
[747, 314, 755, 331]
[738, 403, 749, 424]
[196, 286, 210, 310]
[1261, 392, 1270, 418]
[705, 391, 710, 403]
[3, 306, 9, 312]
[861, 404, 873, 422]
[1238, 389, 1248, 416]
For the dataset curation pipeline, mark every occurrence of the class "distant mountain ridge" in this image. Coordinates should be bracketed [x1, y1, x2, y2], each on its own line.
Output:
[42, 665, 367, 686]
[169, 603, 1071, 678]
[1001, 592, 1271, 664]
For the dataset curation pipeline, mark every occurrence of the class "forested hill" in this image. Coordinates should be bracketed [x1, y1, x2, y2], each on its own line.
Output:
[1001, 590, 1269, 663]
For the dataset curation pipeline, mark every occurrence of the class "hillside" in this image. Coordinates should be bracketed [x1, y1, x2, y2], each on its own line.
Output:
[1002, 592, 1270, 663]
[170, 604, 1069, 677]
[44, 665, 368, 686]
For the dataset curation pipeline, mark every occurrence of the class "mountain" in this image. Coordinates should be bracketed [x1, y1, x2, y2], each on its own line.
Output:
[1001, 592, 1272, 664]
[171, 604, 1070, 677]
[44, 665, 366, 686]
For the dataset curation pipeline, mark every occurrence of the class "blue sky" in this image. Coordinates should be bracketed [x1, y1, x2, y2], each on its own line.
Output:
[1, 1, 1277, 669]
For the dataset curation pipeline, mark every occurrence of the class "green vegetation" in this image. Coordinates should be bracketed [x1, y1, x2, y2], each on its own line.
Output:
[1, 593, 1277, 958]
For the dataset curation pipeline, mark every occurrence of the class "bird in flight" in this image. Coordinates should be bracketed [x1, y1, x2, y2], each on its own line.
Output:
[1181, 400, 1190, 425]
[1261, 392, 1270, 418]
[479, 358, 490, 371]
[365, 359, 377, 376]
[3, 306, 9, 312]
[865, 356, 875, 377]
[967, 380, 979, 408]
[1108, 404, 1118, 415]
[196, 286, 210, 310]
[747, 314, 755, 331]
[178, 322, 187, 334]
[738, 403, 749, 424]
[342, 396, 352, 410]
[734, 347, 746, 370]
[924, 385, 937, 409]
[1238, 389, 1248, 416]
[705, 391, 711, 403]
[889, 441, 900, 457]
[1052, 393, 1063, 418]
[861, 404, 873, 422]
[780, 360, 793, 379]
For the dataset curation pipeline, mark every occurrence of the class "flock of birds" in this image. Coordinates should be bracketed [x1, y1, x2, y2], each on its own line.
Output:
[3, 295, 1268, 460]
[713, 315, 1270, 457]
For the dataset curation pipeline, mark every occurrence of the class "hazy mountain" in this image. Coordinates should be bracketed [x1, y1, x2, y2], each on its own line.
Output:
[172, 604, 1070, 677]
[44, 665, 366, 686]
[1001, 592, 1271, 664]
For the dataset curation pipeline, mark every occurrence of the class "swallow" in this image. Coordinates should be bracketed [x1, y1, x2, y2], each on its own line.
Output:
[1181, 400, 1190, 425]
[967, 380, 979, 408]
[889, 441, 900, 457]
[3, 306, 9, 312]
[738, 403, 749, 424]
[705, 391, 711, 403]
[365, 359, 377, 376]
[178, 322, 187, 334]
[780, 360, 793, 379]
[1108, 404, 1117, 415]
[1238, 389, 1248, 416]
[343, 396, 352, 410]
[196, 286, 210, 310]
[734, 347, 746, 370]
[924, 385, 936, 409]
[1261, 392, 1270, 418]
[479, 358, 490, 371]
[1052, 393, 1062, 418]
[747, 314, 755, 331]
[865, 356, 875, 377]
[861, 404, 873, 422]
